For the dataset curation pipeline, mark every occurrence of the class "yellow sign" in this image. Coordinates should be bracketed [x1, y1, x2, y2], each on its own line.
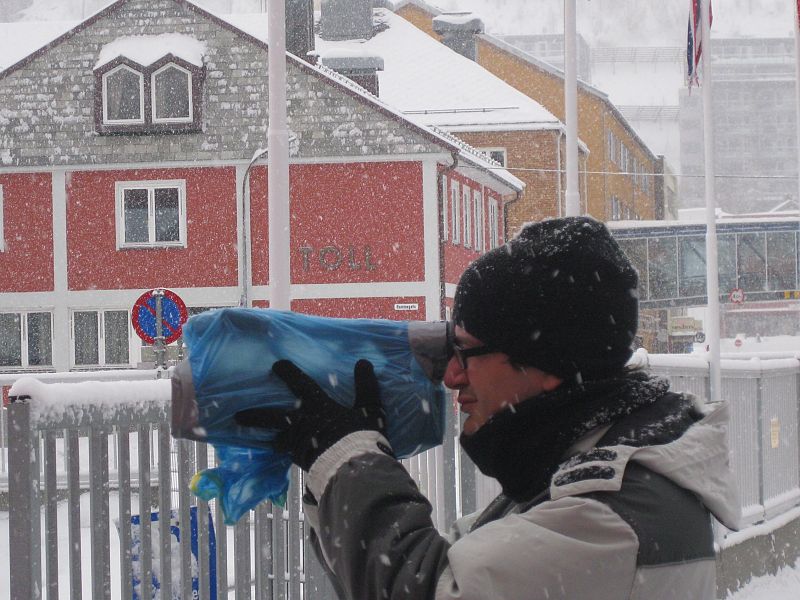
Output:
[783, 291, 800, 300]
[770, 418, 780, 449]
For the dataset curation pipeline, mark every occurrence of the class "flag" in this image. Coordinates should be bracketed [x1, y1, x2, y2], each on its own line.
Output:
[687, 0, 713, 88]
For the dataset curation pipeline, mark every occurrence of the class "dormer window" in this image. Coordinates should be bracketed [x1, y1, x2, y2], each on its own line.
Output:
[152, 63, 192, 123]
[103, 64, 145, 124]
[94, 34, 206, 134]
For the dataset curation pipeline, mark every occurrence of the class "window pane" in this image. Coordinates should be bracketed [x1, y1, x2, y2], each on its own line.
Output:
[105, 67, 142, 121]
[718, 235, 737, 293]
[154, 66, 191, 120]
[154, 188, 180, 242]
[0, 313, 21, 367]
[74, 311, 99, 365]
[124, 188, 149, 243]
[104, 311, 129, 365]
[738, 233, 766, 292]
[489, 150, 506, 166]
[679, 237, 706, 297]
[648, 237, 677, 300]
[27, 312, 52, 366]
[617, 238, 648, 301]
[767, 232, 796, 291]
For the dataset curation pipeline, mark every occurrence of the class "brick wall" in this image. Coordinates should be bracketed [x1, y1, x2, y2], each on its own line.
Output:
[397, 3, 659, 222]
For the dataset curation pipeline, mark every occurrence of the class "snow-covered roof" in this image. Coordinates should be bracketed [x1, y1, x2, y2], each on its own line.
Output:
[0, 1, 524, 194]
[308, 61, 524, 192]
[95, 33, 207, 69]
[432, 12, 484, 31]
[226, 9, 562, 134]
[0, 20, 75, 71]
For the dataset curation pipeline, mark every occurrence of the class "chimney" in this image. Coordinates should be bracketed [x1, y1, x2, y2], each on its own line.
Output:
[320, 0, 374, 41]
[286, 0, 315, 62]
[320, 51, 384, 97]
[432, 13, 485, 61]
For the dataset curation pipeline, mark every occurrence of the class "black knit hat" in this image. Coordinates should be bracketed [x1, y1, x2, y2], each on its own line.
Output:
[452, 217, 639, 383]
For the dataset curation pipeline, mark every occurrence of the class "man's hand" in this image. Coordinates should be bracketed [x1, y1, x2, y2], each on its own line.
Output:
[235, 359, 387, 471]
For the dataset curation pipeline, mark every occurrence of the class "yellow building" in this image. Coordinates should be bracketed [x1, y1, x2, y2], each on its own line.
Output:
[395, 1, 663, 232]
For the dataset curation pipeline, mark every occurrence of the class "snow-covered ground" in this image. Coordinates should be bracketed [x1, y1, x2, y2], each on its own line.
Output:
[728, 561, 800, 599]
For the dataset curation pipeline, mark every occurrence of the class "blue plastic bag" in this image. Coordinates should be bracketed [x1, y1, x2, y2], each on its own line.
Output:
[171, 308, 451, 524]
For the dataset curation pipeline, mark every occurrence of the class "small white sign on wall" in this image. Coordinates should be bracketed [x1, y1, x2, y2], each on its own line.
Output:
[394, 303, 419, 311]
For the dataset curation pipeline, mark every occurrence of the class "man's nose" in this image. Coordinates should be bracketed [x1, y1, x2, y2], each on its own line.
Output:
[443, 356, 468, 389]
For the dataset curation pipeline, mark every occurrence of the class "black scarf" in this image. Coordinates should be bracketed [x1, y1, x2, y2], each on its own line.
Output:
[459, 370, 670, 503]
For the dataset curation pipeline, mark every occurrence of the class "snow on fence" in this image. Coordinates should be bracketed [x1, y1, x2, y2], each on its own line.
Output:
[4, 375, 332, 600]
[4, 352, 800, 599]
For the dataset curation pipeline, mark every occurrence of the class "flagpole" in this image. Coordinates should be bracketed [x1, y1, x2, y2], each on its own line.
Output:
[795, 0, 800, 207]
[564, 0, 580, 216]
[700, 0, 721, 404]
[268, 0, 291, 311]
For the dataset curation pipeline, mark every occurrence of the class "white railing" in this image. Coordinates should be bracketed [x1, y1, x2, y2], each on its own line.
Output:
[4, 352, 800, 598]
[640, 350, 800, 528]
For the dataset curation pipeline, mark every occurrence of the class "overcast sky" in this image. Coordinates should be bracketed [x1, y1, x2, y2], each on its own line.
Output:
[10, 0, 799, 47]
[433, 0, 796, 46]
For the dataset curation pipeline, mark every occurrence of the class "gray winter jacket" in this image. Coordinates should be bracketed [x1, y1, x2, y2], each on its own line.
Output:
[303, 396, 741, 600]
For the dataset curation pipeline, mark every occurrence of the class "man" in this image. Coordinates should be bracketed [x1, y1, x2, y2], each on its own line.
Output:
[237, 216, 741, 599]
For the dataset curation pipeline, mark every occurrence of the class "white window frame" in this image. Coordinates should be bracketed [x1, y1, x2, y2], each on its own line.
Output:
[488, 199, 499, 249]
[115, 180, 187, 249]
[0, 184, 4, 252]
[474, 189, 484, 252]
[102, 64, 145, 125]
[151, 62, 194, 124]
[441, 176, 449, 241]
[0, 310, 54, 369]
[451, 180, 461, 244]
[463, 186, 472, 249]
[70, 308, 131, 368]
[611, 196, 621, 221]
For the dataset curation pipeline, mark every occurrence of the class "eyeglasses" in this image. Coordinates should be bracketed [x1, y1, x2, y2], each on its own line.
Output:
[452, 342, 496, 369]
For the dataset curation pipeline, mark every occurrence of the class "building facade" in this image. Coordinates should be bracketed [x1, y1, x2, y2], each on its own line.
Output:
[0, 0, 520, 373]
[308, 5, 585, 238]
[680, 37, 799, 214]
[394, 0, 662, 230]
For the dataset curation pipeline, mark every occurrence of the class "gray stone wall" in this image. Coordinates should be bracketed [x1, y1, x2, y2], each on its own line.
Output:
[0, 0, 441, 168]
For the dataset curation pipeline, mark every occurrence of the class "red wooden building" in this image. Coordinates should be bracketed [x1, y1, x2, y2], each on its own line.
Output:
[0, 0, 522, 373]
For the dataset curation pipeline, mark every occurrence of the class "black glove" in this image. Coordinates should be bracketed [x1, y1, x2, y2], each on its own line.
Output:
[235, 359, 388, 471]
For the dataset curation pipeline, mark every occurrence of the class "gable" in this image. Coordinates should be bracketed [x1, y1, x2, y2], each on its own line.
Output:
[0, 0, 445, 168]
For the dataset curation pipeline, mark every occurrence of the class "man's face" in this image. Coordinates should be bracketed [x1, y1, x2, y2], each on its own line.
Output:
[443, 325, 563, 436]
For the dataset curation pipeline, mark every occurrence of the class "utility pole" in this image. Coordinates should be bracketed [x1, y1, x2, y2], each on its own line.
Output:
[268, 0, 291, 310]
[564, 0, 580, 216]
[700, 0, 721, 404]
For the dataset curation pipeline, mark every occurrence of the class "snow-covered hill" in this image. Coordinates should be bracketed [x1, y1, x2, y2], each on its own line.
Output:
[8, 0, 797, 47]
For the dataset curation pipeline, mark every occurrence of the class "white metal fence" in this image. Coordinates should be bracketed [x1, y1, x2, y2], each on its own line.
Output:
[645, 351, 800, 527]
[4, 352, 800, 599]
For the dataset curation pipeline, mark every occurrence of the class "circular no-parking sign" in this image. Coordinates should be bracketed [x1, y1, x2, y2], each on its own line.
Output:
[131, 289, 188, 345]
[729, 288, 746, 304]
